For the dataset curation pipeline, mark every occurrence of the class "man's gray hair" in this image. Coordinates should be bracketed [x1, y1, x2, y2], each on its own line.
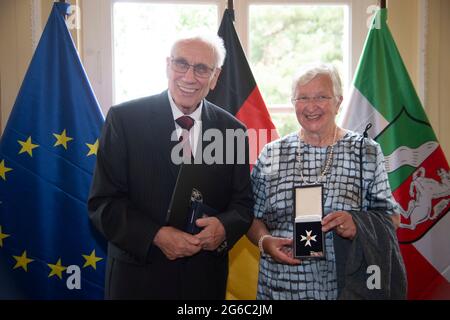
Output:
[291, 63, 343, 98]
[171, 32, 226, 68]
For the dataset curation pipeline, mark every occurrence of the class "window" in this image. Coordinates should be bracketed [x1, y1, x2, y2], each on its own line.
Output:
[112, 2, 218, 104]
[82, 0, 373, 136]
[248, 4, 348, 136]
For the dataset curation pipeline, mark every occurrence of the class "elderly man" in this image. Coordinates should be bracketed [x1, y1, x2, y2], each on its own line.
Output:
[88, 33, 253, 299]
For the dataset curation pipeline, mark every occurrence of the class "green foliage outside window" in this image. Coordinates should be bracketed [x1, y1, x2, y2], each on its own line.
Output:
[249, 5, 345, 136]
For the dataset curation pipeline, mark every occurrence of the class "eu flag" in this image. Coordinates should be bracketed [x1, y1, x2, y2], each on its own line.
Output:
[0, 3, 106, 299]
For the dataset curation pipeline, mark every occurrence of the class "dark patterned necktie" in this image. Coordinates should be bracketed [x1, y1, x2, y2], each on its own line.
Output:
[175, 116, 195, 162]
[175, 116, 194, 132]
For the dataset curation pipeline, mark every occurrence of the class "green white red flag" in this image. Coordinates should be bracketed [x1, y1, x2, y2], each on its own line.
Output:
[340, 8, 450, 299]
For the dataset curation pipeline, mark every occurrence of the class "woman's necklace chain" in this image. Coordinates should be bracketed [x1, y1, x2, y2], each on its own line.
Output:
[297, 126, 338, 185]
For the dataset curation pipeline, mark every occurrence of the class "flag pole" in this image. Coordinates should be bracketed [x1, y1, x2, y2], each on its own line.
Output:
[379, 0, 386, 8]
[227, 0, 235, 22]
[57, 0, 68, 19]
[227, 0, 234, 11]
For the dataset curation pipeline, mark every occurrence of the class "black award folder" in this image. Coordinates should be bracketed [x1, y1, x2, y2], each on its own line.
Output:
[186, 201, 219, 234]
[166, 164, 219, 234]
[293, 184, 326, 259]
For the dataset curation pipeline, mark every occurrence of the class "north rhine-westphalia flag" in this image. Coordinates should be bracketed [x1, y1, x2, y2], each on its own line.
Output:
[0, 3, 106, 299]
[340, 8, 450, 299]
[206, 9, 278, 300]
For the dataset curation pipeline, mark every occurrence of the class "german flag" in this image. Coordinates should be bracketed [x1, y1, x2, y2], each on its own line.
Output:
[207, 9, 278, 300]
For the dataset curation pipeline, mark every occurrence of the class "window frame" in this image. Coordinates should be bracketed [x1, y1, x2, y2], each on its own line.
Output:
[81, 0, 375, 116]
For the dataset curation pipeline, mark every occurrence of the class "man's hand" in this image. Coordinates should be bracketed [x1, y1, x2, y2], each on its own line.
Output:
[153, 226, 201, 260]
[194, 217, 226, 251]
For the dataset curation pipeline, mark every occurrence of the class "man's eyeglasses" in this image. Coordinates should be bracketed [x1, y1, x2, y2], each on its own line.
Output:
[170, 57, 215, 79]
[291, 96, 335, 105]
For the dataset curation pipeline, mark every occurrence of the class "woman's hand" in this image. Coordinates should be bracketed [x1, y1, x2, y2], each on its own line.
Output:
[321, 211, 357, 240]
[262, 236, 302, 265]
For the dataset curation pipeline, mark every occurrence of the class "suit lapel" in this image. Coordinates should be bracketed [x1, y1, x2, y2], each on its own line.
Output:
[197, 100, 218, 162]
[148, 91, 180, 180]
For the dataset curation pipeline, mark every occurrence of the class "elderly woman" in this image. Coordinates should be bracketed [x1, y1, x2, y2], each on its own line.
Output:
[247, 63, 405, 300]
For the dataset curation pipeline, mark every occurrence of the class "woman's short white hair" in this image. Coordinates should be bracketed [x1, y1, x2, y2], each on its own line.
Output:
[291, 63, 343, 98]
[171, 31, 226, 68]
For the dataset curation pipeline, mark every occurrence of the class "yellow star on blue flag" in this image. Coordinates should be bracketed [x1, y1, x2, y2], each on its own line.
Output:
[18, 136, 39, 157]
[0, 160, 13, 181]
[53, 129, 73, 149]
[47, 258, 67, 279]
[13, 251, 34, 272]
[82, 249, 103, 270]
[86, 139, 99, 157]
[0, 225, 11, 247]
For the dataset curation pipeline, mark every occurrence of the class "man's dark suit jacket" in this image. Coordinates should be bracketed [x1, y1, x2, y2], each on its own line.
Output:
[88, 91, 253, 299]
